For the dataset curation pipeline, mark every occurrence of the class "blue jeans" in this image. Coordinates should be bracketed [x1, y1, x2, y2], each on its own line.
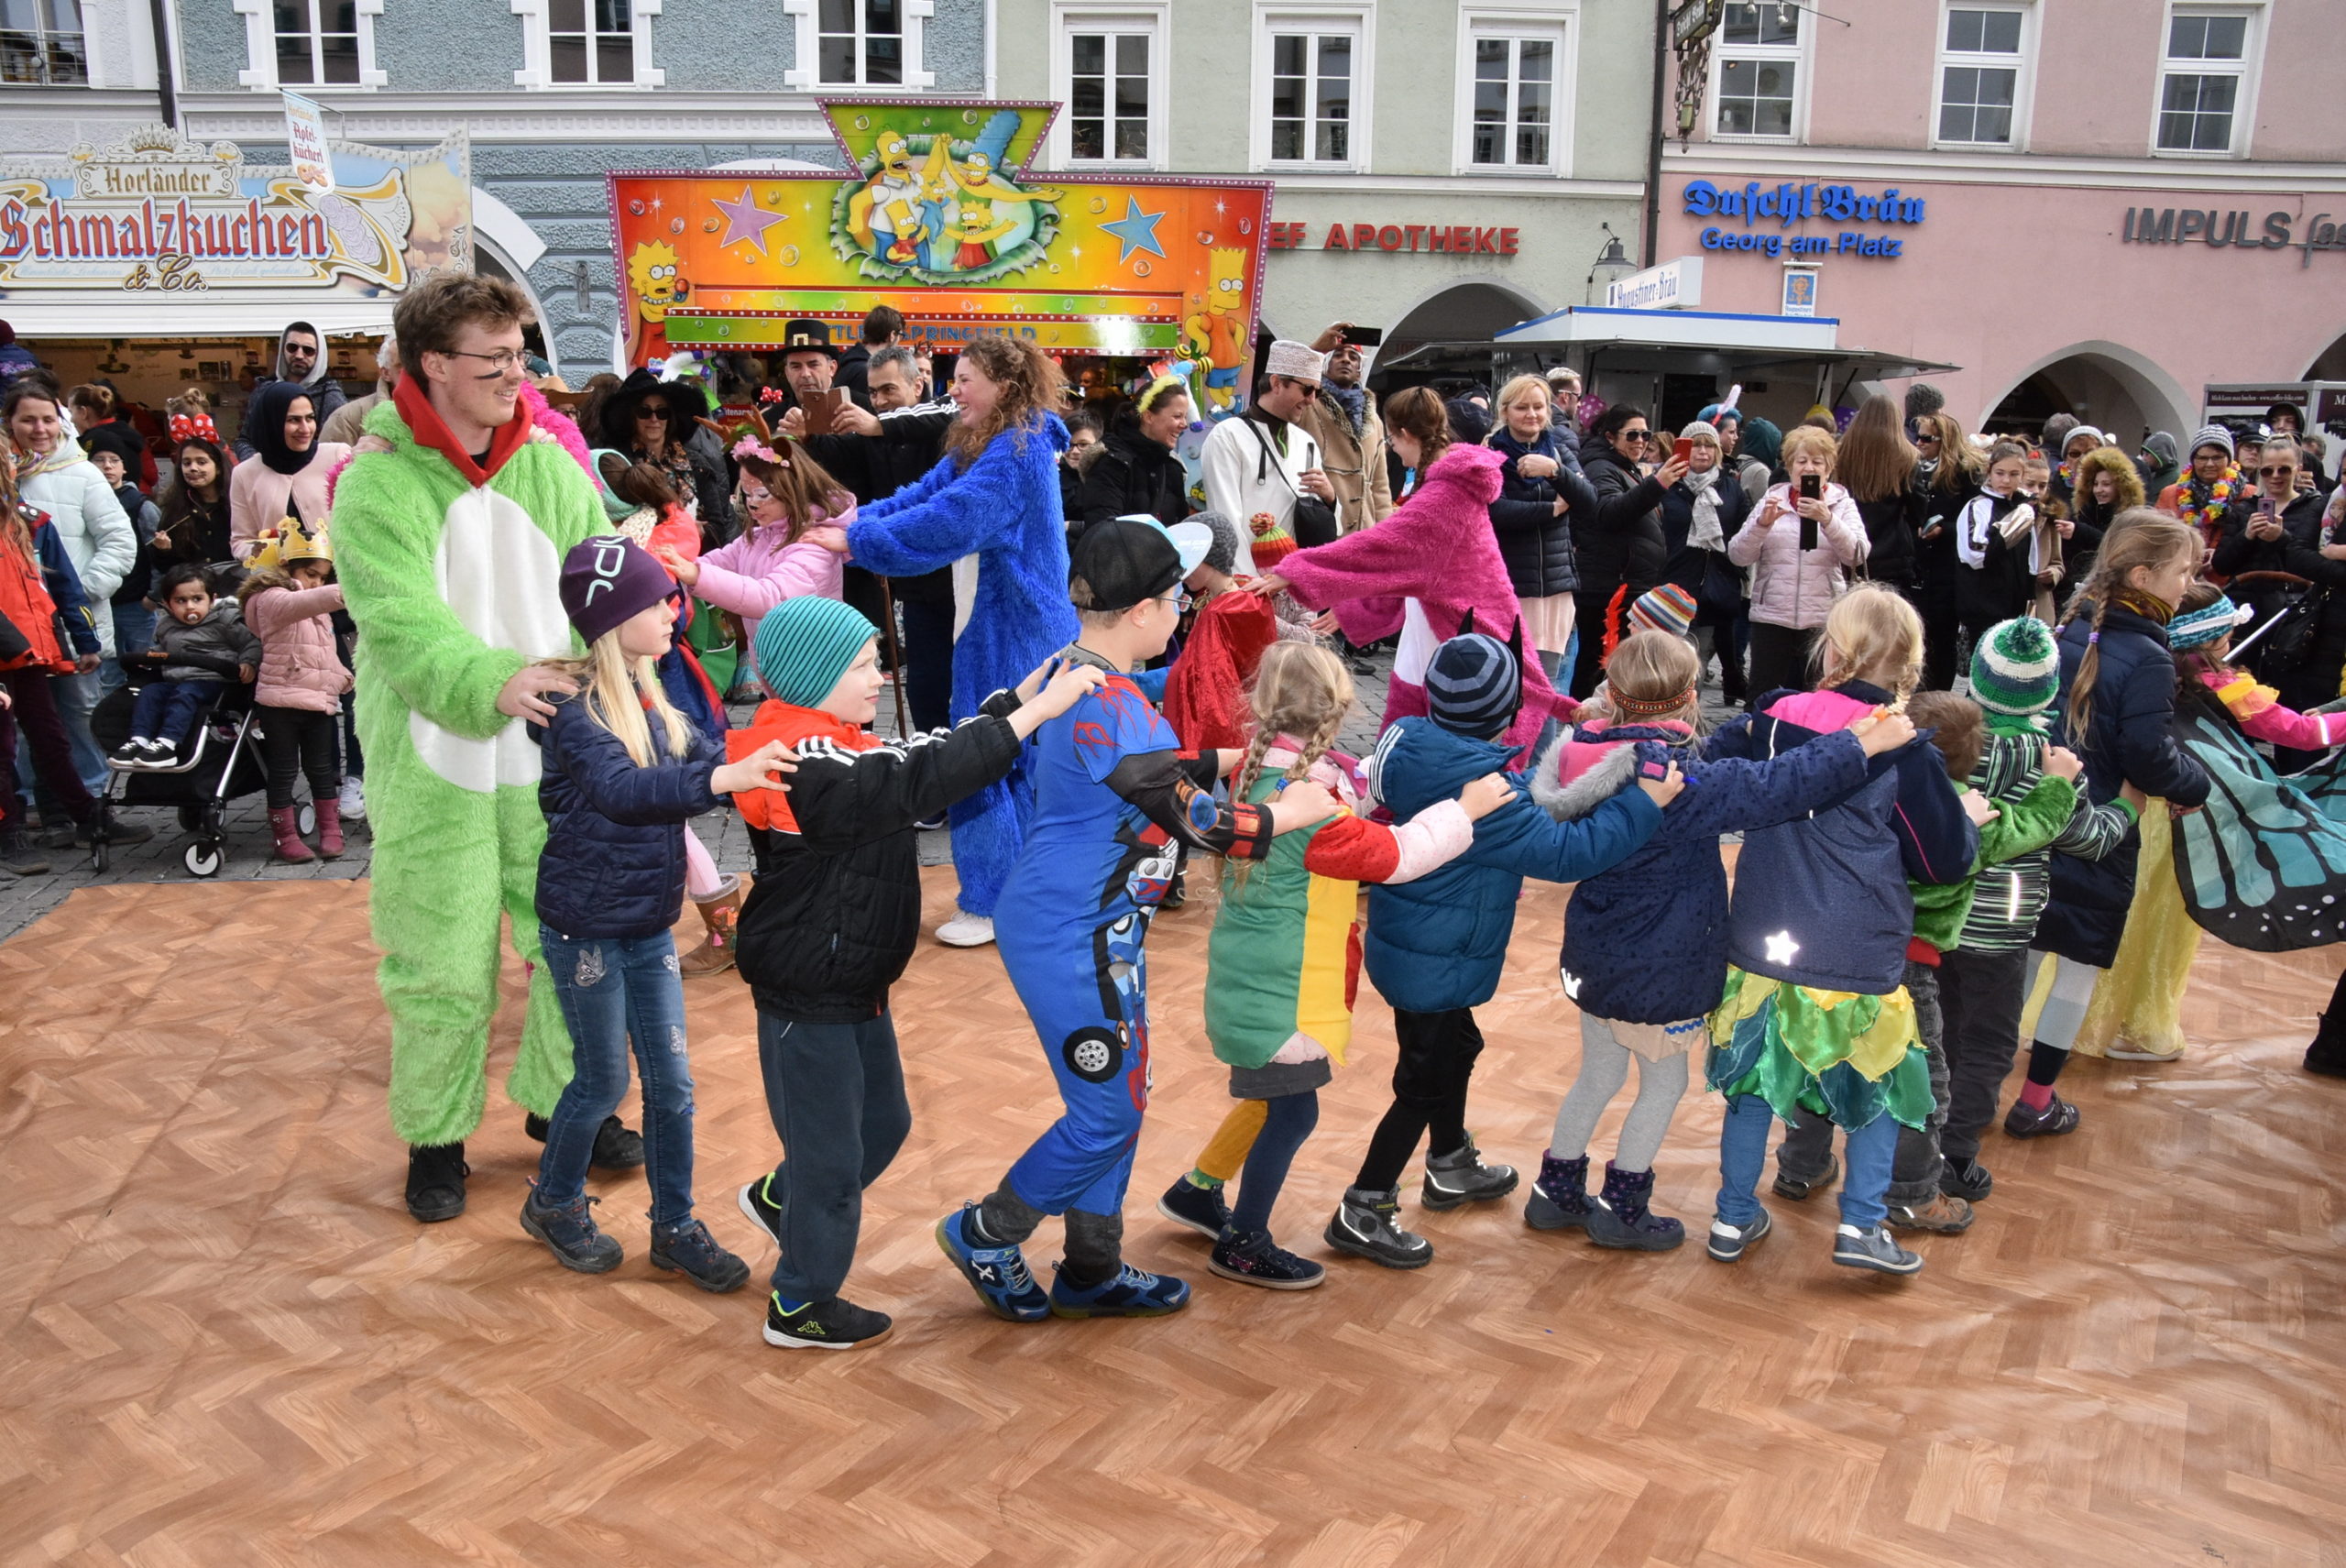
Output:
[537, 927, 697, 1225]
[129, 678, 221, 746]
[1716, 1093, 1899, 1230]
[101, 604, 157, 697]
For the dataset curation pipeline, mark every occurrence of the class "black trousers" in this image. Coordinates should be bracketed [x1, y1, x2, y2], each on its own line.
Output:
[1569, 587, 1627, 698]
[1744, 621, 1819, 696]
[1936, 945, 2031, 1168]
[1910, 580, 1962, 692]
[1354, 1006, 1485, 1190]
[258, 705, 340, 810]
[899, 597, 956, 734]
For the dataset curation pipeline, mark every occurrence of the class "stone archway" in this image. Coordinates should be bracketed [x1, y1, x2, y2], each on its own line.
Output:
[1381, 280, 1547, 367]
[1979, 341, 2193, 448]
[2305, 328, 2346, 381]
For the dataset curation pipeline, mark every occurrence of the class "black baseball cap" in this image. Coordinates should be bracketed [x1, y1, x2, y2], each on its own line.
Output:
[1069, 516, 1205, 613]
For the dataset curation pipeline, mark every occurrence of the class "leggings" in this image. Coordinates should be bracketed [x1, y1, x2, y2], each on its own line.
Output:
[1743, 621, 1819, 696]
[1231, 1091, 1320, 1235]
[683, 824, 721, 901]
[1354, 1007, 1484, 1191]
[2024, 948, 2102, 1055]
[258, 705, 341, 810]
[1549, 1014, 1691, 1172]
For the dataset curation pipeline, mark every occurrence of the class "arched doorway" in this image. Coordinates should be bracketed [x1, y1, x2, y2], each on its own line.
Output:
[2305, 329, 2346, 381]
[1980, 342, 2192, 447]
[1382, 280, 1543, 368]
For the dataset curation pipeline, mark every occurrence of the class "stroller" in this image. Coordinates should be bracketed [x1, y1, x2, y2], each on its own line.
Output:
[89, 674, 276, 876]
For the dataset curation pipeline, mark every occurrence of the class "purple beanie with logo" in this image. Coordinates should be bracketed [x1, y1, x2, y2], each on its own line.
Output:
[558, 534, 674, 644]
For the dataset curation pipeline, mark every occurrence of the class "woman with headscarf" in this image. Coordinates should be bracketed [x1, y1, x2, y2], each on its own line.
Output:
[597, 368, 734, 542]
[1734, 416, 1783, 503]
[228, 380, 352, 558]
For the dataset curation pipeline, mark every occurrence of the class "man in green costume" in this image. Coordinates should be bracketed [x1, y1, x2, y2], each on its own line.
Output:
[334, 272, 638, 1222]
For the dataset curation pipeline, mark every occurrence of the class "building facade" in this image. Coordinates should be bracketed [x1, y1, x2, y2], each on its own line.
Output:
[1656, 0, 2346, 442]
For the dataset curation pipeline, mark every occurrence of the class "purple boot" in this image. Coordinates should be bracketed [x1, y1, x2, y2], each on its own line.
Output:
[1523, 1151, 1594, 1231]
[1586, 1162, 1685, 1251]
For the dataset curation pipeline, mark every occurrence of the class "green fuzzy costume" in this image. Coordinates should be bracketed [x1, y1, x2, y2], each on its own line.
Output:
[333, 393, 599, 1146]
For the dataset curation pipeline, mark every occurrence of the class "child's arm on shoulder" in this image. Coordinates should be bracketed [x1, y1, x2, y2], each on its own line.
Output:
[1669, 729, 1871, 838]
[1890, 740, 1979, 885]
[1303, 772, 1510, 885]
[1486, 778, 1665, 884]
[550, 706, 722, 826]
[1975, 774, 2078, 867]
[785, 696, 1028, 851]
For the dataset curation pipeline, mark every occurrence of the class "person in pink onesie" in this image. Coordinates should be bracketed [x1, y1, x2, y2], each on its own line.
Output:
[1250, 385, 1573, 757]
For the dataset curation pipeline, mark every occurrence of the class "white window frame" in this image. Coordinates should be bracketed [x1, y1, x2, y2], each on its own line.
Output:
[1451, 5, 1576, 178]
[1047, 5, 1168, 170]
[1706, 0, 1809, 143]
[2149, 2, 2264, 159]
[234, 0, 387, 90]
[512, 0, 662, 89]
[1250, 3, 1374, 173]
[782, 0, 936, 91]
[2, 0, 91, 86]
[1930, 2, 2034, 150]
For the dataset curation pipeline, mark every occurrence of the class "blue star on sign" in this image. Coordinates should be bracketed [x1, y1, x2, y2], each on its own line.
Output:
[1101, 197, 1167, 263]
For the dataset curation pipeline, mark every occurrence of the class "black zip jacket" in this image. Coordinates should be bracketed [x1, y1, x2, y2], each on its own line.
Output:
[1074, 426, 1189, 531]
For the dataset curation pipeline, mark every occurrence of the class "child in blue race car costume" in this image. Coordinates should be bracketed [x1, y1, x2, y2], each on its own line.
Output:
[937, 518, 1343, 1321]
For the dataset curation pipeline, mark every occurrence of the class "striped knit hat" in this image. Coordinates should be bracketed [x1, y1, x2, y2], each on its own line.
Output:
[1968, 616, 2061, 716]
[752, 594, 879, 707]
[1627, 583, 1698, 641]
[2190, 422, 2235, 460]
[1425, 631, 1520, 740]
[2167, 595, 2250, 652]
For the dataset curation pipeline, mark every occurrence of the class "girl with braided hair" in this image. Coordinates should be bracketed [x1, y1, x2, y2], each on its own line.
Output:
[1155, 641, 1508, 1289]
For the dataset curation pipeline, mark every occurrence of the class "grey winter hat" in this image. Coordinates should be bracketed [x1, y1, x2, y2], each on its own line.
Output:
[1187, 509, 1240, 575]
[2190, 422, 2235, 460]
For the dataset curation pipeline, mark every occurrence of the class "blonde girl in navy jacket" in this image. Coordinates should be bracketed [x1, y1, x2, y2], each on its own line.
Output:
[1527, 630, 1913, 1251]
[520, 535, 794, 1290]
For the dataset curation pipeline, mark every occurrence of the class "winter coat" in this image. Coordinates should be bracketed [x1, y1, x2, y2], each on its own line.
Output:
[1535, 718, 1870, 1025]
[1721, 682, 1978, 994]
[17, 450, 135, 656]
[1912, 464, 1978, 589]
[693, 509, 852, 679]
[1361, 714, 1661, 1013]
[227, 441, 352, 556]
[108, 483, 162, 606]
[1849, 485, 1923, 589]
[2280, 505, 2346, 699]
[1658, 469, 1753, 594]
[1294, 384, 1395, 534]
[0, 504, 98, 672]
[156, 486, 235, 570]
[1073, 425, 1189, 531]
[1573, 434, 1670, 604]
[2037, 603, 2212, 968]
[731, 693, 1025, 1021]
[1277, 443, 1573, 755]
[532, 696, 723, 939]
[146, 598, 261, 684]
[1727, 481, 1869, 631]
[1484, 426, 1592, 599]
[800, 403, 957, 601]
[242, 583, 352, 712]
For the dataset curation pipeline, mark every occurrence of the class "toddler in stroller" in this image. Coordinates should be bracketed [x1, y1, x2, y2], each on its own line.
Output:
[113, 564, 258, 769]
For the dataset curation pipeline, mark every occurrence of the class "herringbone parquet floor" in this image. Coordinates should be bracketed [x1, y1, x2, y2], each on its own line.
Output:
[2, 868, 2341, 1567]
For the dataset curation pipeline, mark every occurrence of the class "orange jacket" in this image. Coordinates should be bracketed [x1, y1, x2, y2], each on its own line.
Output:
[726, 700, 882, 832]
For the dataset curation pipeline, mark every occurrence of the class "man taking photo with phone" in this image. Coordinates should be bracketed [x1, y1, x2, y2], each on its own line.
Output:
[1296, 322, 1394, 536]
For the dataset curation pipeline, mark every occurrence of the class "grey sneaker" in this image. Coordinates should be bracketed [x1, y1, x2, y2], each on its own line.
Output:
[1324, 1186, 1433, 1269]
[1706, 1207, 1772, 1263]
[1420, 1136, 1518, 1211]
[650, 1217, 751, 1293]
[1833, 1223, 1924, 1275]
[520, 1186, 623, 1274]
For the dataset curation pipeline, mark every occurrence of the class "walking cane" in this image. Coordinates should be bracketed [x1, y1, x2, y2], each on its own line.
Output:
[877, 576, 910, 737]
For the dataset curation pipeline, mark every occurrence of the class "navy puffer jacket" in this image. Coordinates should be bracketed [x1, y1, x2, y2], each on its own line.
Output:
[533, 695, 723, 938]
[1363, 715, 1661, 1013]
[2038, 603, 2211, 967]
[1485, 426, 1593, 599]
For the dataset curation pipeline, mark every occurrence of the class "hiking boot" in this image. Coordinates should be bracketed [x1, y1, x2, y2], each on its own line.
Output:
[1324, 1186, 1433, 1269]
[736, 1173, 785, 1249]
[763, 1292, 893, 1350]
[1209, 1227, 1326, 1290]
[1047, 1260, 1191, 1318]
[934, 1203, 1049, 1322]
[1420, 1135, 1518, 1211]
[650, 1217, 751, 1293]
[1156, 1175, 1230, 1239]
[2002, 1093, 2080, 1138]
[1706, 1207, 1771, 1263]
[520, 1186, 622, 1273]
[523, 1111, 646, 1171]
[1887, 1191, 1975, 1234]
[405, 1142, 468, 1223]
[1833, 1223, 1924, 1275]
[1585, 1162, 1685, 1251]
[1, 831, 50, 878]
[268, 805, 314, 863]
[1940, 1158, 1994, 1202]
[1523, 1151, 1594, 1231]
[1772, 1152, 1839, 1201]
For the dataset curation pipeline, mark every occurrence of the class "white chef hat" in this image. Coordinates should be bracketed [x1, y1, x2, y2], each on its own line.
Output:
[1264, 339, 1327, 382]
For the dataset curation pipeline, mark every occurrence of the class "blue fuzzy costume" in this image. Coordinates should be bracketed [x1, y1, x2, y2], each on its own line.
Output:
[847, 412, 1080, 916]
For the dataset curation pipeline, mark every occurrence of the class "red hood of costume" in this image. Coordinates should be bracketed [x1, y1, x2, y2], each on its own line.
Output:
[393, 372, 535, 487]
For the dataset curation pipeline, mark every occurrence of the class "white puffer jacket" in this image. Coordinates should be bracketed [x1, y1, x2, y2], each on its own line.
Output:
[19, 451, 136, 655]
[1726, 480, 1868, 630]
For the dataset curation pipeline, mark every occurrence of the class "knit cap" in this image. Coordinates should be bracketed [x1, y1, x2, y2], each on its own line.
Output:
[1425, 631, 1520, 740]
[1188, 509, 1240, 575]
[1627, 583, 1698, 641]
[558, 535, 674, 646]
[1246, 510, 1297, 568]
[753, 594, 879, 707]
[2167, 595, 2250, 652]
[1968, 616, 2061, 716]
[2190, 422, 2235, 460]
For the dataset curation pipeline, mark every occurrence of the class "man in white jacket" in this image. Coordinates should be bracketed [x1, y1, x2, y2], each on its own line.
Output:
[1201, 339, 1337, 576]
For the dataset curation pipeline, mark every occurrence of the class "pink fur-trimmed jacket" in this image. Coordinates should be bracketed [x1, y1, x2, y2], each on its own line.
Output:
[1274, 443, 1573, 753]
[692, 500, 854, 674]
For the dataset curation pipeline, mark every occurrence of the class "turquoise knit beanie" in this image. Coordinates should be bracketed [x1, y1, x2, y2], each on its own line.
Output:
[753, 596, 878, 707]
[1969, 616, 2060, 716]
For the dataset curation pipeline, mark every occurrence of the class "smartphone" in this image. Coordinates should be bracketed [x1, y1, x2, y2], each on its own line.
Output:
[1672, 437, 1694, 467]
[1798, 473, 1820, 551]
[801, 386, 849, 435]
[1341, 324, 1384, 346]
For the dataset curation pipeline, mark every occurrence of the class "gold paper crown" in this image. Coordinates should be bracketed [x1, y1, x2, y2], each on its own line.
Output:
[247, 518, 332, 572]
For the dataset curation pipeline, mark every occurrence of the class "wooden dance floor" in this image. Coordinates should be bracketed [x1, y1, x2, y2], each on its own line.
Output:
[3, 869, 2341, 1566]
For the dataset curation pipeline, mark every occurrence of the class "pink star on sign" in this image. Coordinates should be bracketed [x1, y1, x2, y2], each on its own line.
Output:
[712, 185, 787, 254]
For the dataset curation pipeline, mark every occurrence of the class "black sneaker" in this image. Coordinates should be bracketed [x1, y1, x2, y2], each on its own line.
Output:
[405, 1142, 468, 1223]
[1940, 1158, 1994, 1202]
[764, 1292, 893, 1350]
[650, 1217, 751, 1293]
[523, 1111, 647, 1171]
[1323, 1186, 1433, 1269]
[75, 812, 152, 848]
[0, 831, 50, 878]
[2002, 1094, 2080, 1138]
[737, 1173, 785, 1249]
[1771, 1152, 1839, 1201]
[520, 1186, 623, 1273]
[1420, 1136, 1518, 1211]
[1209, 1227, 1325, 1290]
[1156, 1175, 1230, 1239]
